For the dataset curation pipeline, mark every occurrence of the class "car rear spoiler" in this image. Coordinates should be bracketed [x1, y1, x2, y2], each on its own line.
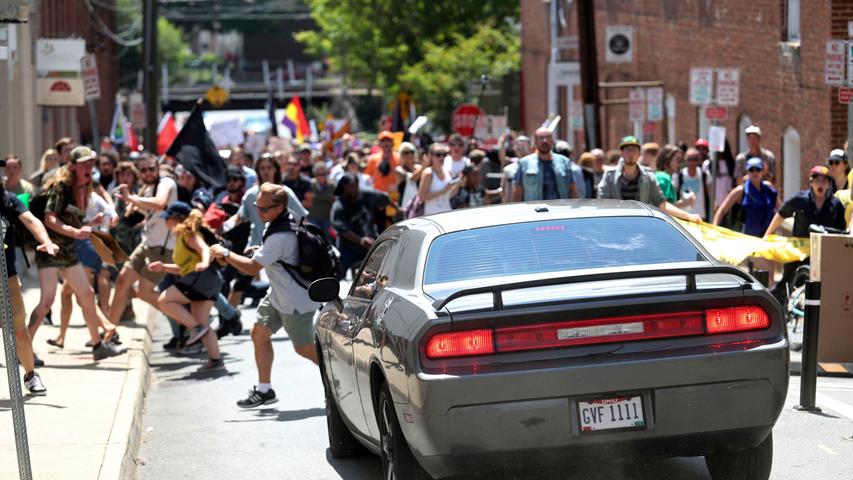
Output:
[431, 264, 756, 311]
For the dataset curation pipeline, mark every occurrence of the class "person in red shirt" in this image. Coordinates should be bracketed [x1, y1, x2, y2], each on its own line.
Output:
[364, 131, 400, 195]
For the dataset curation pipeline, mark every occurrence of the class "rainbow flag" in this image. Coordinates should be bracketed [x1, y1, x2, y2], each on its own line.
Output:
[282, 96, 310, 143]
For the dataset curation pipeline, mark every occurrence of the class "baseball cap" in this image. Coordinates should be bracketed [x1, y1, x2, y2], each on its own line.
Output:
[746, 157, 764, 171]
[694, 138, 709, 149]
[191, 189, 213, 212]
[827, 148, 847, 164]
[227, 165, 245, 179]
[745, 125, 762, 136]
[378, 130, 395, 141]
[619, 136, 641, 149]
[70, 146, 97, 163]
[809, 165, 831, 179]
[398, 142, 416, 154]
[160, 201, 192, 219]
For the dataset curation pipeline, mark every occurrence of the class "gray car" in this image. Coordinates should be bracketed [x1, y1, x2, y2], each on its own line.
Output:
[310, 200, 789, 480]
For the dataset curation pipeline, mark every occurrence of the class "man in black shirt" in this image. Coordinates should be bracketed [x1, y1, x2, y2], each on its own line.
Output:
[765, 165, 846, 305]
[1, 187, 58, 395]
[330, 174, 389, 277]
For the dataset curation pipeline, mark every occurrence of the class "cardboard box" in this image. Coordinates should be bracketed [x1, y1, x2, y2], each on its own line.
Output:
[809, 233, 853, 363]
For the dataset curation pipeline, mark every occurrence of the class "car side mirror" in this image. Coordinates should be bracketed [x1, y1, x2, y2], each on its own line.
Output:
[309, 277, 342, 310]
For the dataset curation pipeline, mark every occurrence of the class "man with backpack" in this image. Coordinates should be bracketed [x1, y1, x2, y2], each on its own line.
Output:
[210, 183, 326, 408]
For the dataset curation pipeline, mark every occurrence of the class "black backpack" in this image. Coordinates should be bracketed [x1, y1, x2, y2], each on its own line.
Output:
[263, 214, 342, 288]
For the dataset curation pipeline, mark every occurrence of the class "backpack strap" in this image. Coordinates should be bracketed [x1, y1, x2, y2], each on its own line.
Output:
[276, 260, 309, 289]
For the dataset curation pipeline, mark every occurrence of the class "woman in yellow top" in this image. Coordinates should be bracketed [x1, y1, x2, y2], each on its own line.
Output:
[148, 201, 225, 372]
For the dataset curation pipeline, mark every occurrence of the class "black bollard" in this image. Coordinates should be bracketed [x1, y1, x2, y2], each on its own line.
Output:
[753, 270, 770, 288]
[794, 281, 822, 413]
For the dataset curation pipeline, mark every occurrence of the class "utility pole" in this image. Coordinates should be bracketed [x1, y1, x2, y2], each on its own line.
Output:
[576, 0, 601, 150]
[142, 0, 159, 150]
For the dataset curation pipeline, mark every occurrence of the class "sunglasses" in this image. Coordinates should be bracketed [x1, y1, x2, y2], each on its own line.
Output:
[449, 142, 464, 147]
[686, 156, 700, 161]
[748, 167, 762, 173]
[829, 160, 845, 165]
[228, 176, 243, 182]
[139, 166, 157, 173]
[315, 172, 328, 176]
[254, 202, 282, 213]
[432, 151, 448, 157]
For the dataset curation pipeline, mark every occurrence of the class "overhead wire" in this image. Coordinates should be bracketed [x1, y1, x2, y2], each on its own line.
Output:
[82, 0, 143, 47]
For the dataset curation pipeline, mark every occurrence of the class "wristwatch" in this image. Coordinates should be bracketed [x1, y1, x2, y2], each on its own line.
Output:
[223, 250, 230, 259]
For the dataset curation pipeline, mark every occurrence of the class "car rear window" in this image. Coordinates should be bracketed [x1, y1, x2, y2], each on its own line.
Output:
[423, 217, 703, 285]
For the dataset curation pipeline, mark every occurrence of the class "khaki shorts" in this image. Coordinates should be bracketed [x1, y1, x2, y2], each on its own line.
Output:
[0, 275, 27, 332]
[255, 295, 315, 347]
[127, 244, 174, 283]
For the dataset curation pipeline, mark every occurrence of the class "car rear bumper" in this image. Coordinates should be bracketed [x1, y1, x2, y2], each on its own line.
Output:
[402, 342, 788, 478]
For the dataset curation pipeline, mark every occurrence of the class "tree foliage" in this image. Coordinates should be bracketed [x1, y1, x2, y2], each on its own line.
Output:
[296, 0, 519, 130]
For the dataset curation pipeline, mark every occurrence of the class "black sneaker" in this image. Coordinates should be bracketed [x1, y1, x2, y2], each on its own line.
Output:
[197, 358, 226, 373]
[24, 372, 47, 396]
[93, 341, 127, 361]
[163, 337, 180, 349]
[229, 310, 243, 336]
[237, 387, 278, 408]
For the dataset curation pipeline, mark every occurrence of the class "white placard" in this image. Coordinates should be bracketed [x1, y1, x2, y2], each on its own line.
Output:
[605, 26, 633, 64]
[209, 118, 245, 148]
[715, 69, 739, 106]
[847, 42, 853, 87]
[826, 40, 846, 86]
[36, 38, 85, 75]
[81, 54, 100, 101]
[646, 87, 664, 122]
[0, 46, 7, 60]
[129, 92, 146, 130]
[708, 125, 726, 153]
[629, 88, 645, 123]
[848, 21, 853, 37]
[474, 114, 508, 140]
[689, 68, 714, 105]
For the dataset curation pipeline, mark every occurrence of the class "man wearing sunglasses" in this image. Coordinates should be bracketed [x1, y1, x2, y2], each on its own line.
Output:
[211, 183, 320, 408]
[109, 154, 179, 328]
[826, 149, 849, 194]
[512, 128, 578, 202]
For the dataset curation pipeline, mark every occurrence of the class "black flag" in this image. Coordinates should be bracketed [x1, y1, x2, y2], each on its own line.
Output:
[166, 101, 228, 189]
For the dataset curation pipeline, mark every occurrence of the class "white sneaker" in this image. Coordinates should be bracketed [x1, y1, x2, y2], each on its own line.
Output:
[25, 372, 47, 396]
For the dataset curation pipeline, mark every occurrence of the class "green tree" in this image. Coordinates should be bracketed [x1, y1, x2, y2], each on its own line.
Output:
[117, 6, 195, 88]
[296, 0, 519, 129]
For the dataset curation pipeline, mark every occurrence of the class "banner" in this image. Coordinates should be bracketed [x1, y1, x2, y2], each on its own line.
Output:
[677, 220, 810, 265]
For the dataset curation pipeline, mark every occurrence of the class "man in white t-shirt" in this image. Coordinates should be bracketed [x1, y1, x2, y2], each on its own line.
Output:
[673, 148, 712, 220]
[444, 133, 470, 178]
[211, 183, 320, 408]
[108, 154, 179, 326]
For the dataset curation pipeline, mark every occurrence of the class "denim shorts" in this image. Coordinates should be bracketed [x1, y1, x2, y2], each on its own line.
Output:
[75, 239, 103, 273]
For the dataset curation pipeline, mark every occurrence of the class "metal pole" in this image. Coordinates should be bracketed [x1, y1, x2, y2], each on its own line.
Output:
[87, 100, 100, 153]
[576, 0, 601, 150]
[0, 219, 33, 480]
[709, 117, 718, 219]
[795, 280, 822, 413]
[142, 0, 159, 152]
[753, 269, 769, 288]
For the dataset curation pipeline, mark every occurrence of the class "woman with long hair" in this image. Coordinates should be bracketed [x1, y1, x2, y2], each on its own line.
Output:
[27, 146, 125, 361]
[148, 203, 225, 372]
[418, 143, 460, 216]
[654, 145, 694, 209]
[29, 148, 60, 194]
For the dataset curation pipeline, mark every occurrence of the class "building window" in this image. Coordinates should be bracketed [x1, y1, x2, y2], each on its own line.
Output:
[786, 0, 800, 41]
[738, 114, 752, 155]
[783, 126, 801, 200]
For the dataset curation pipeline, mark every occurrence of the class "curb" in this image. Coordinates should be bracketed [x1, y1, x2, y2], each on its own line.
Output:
[97, 306, 156, 480]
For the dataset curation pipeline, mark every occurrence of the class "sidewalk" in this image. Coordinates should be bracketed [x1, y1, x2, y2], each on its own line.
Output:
[0, 276, 154, 480]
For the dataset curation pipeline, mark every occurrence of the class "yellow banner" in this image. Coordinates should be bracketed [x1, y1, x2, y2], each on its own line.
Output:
[677, 220, 810, 265]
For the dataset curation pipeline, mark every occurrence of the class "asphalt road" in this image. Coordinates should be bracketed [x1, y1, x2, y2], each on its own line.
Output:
[136, 300, 853, 480]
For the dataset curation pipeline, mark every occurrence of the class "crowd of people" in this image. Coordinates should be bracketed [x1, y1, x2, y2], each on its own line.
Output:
[2, 122, 851, 405]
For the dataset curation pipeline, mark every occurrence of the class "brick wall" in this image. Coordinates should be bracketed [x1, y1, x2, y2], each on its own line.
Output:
[521, 0, 550, 133]
[522, 0, 851, 197]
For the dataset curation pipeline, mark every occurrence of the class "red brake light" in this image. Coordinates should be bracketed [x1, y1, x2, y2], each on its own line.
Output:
[425, 330, 495, 359]
[705, 306, 770, 334]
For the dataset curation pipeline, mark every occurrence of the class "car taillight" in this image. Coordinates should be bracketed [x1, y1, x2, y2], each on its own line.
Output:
[495, 312, 705, 352]
[425, 329, 495, 359]
[705, 306, 770, 334]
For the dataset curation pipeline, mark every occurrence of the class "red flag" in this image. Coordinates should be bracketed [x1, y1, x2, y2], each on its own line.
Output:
[157, 112, 178, 155]
[126, 122, 138, 151]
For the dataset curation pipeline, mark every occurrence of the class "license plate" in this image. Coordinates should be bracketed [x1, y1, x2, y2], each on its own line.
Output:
[578, 395, 645, 432]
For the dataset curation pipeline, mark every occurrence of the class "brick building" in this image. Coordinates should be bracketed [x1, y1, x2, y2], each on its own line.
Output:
[521, 0, 850, 199]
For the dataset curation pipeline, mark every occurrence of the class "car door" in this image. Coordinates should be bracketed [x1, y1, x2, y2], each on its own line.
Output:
[327, 240, 394, 437]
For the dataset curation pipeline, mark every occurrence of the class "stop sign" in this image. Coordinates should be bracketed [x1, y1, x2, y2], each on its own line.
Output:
[451, 104, 485, 137]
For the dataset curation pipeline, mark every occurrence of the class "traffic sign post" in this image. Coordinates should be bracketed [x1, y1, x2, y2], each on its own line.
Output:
[451, 104, 485, 137]
[646, 87, 663, 122]
[81, 54, 101, 152]
[705, 106, 728, 120]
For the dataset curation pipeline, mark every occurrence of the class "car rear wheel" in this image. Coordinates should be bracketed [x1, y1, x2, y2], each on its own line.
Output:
[322, 367, 366, 458]
[705, 431, 773, 480]
[378, 383, 431, 480]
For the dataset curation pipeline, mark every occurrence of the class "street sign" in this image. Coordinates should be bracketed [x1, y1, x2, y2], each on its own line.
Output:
[80, 54, 100, 101]
[708, 126, 726, 153]
[689, 68, 714, 105]
[825, 40, 846, 86]
[642, 121, 657, 136]
[715, 69, 739, 106]
[705, 105, 728, 120]
[839, 87, 853, 104]
[605, 26, 633, 64]
[556, 36, 579, 50]
[129, 92, 146, 130]
[206, 85, 229, 108]
[847, 42, 853, 87]
[36, 78, 84, 106]
[848, 21, 853, 37]
[629, 88, 645, 122]
[451, 103, 485, 137]
[646, 87, 664, 122]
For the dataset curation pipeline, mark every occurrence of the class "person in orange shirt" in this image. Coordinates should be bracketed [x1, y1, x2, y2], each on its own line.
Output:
[364, 131, 400, 194]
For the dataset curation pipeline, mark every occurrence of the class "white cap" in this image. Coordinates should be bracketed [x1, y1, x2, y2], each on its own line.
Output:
[745, 125, 762, 136]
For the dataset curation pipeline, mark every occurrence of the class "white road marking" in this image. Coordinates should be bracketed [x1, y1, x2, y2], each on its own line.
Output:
[816, 393, 853, 422]
[817, 444, 838, 456]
